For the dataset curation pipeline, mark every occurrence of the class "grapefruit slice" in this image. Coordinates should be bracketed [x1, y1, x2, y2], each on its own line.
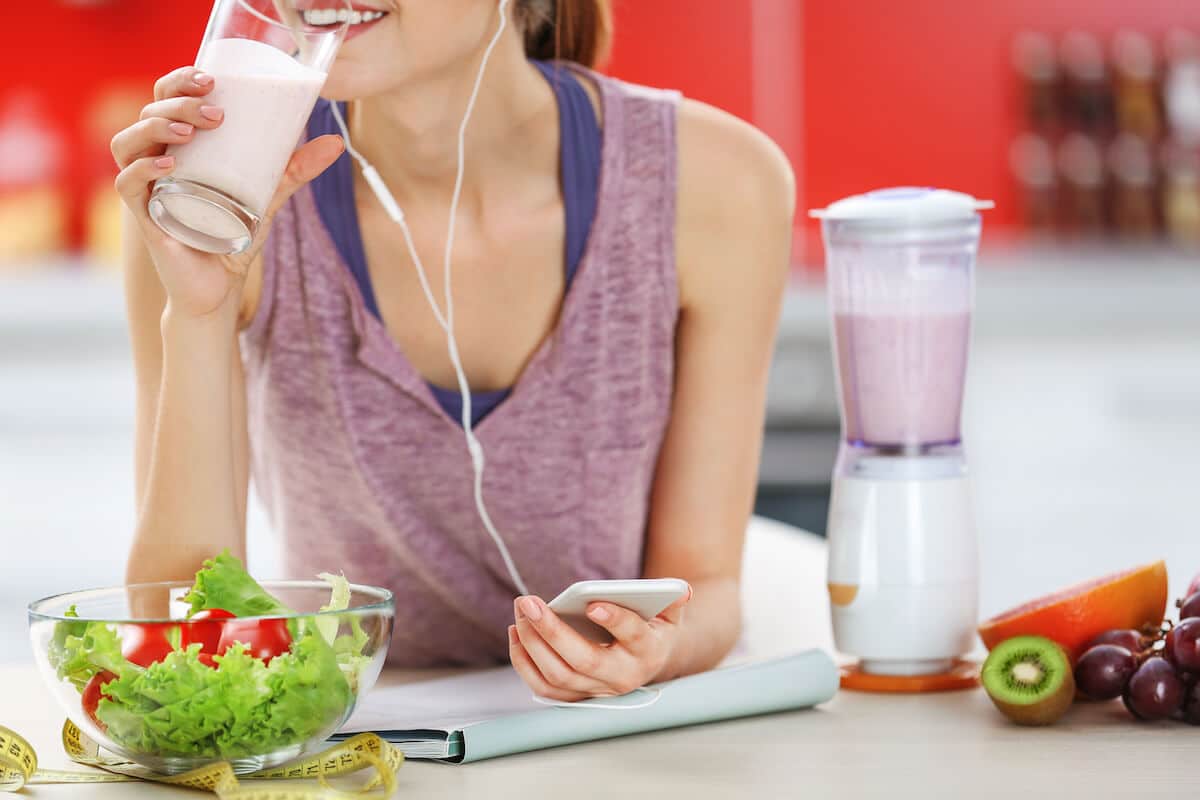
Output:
[978, 561, 1168, 661]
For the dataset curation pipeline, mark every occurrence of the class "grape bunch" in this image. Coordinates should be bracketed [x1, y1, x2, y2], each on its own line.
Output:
[1074, 582, 1200, 723]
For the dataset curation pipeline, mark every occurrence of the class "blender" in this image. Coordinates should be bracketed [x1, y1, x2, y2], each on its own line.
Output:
[810, 187, 992, 688]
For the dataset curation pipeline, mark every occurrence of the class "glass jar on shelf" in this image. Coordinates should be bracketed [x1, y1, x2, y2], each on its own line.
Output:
[0, 91, 67, 266]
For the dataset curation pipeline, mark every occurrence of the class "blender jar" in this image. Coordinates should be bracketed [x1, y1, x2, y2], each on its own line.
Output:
[812, 187, 992, 678]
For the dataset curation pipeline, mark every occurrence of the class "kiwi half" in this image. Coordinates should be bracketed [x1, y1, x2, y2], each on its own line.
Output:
[981, 635, 1075, 726]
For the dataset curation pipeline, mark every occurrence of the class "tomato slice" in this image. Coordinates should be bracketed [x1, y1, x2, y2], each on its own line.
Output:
[198, 652, 219, 669]
[181, 608, 236, 653]
[120, 623, 178, 667]
[217, 618, 292, 664]
[82, 670, 116, 731]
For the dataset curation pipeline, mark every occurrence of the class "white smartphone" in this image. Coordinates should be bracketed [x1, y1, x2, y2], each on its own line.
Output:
[547, 578, 690, 644]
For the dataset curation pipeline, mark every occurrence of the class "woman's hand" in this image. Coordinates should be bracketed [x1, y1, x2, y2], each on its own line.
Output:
[508, 588, 693, 701]
[111, 65, 343, 322]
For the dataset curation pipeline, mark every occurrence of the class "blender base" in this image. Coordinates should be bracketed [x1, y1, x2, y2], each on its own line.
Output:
[839, 658, 980, 693]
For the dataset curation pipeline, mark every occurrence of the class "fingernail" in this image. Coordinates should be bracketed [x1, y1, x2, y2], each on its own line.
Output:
[588, 605, 610, 622]
[193, 71, 213, 86]
[507, 625, 518, 645]
[200, 106, 224, 121]
[520, 597, 542, 622]
[155, 156, 175, 169]
[168, 122, 194, 136]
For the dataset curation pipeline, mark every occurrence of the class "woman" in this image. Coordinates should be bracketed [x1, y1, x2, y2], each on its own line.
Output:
[111, 0, 793, 701]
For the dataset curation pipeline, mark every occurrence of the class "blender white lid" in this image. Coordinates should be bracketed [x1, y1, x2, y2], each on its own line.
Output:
[809, 187, 994, 223]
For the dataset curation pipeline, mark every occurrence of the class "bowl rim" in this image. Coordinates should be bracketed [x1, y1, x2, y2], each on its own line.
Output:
[27, 579, 395, 624]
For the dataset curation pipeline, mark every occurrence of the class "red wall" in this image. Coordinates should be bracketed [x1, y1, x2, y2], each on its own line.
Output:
[606, 0, 755, 123]
[611, 1, 1200, 264]
[803, 0, 1200, 238]
[10, 1, 209, 247]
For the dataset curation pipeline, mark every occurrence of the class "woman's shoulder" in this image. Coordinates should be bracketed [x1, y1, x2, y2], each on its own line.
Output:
[676, 98, 795, 226]
[590, 72, 794, 243]
[673, 98, 796, 305]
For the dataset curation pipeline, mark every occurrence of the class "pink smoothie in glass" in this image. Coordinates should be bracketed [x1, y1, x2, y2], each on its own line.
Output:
[164, 37, 326, 238]
[834, 311, 971, 448]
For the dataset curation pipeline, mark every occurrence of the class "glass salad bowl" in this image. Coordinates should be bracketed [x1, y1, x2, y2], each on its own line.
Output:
[28, 555, 394, 776]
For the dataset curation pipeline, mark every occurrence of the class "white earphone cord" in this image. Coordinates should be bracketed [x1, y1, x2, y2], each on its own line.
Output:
[532, 686, 663, 710]
[329, 0, 529, 597]
[329, 0, 665, 713]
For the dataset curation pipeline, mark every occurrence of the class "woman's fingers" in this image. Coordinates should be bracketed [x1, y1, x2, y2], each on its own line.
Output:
[513, 596, 645, 695]
[154, 67, 215, 102]
[111, 118, 196, 169]
[111, 96, 221, 171]
[586, 603, 658, 658]
[508, 626, 590, 703]
[655, 584, 693, 626]
[513, 599, 609, 695]
[111, 67, 215, 170]
[515, 596, 608, 673]
[138, 96, 225, 131]
[114, 155, 176, 220]
[263, 135, 344, 220]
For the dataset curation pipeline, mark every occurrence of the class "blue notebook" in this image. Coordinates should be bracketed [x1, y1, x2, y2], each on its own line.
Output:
[336, 650, 839, 763]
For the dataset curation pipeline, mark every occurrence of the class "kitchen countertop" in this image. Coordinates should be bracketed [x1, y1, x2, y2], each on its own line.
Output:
[6, 665, 1194, 799]
[3, 519, 1196, 799]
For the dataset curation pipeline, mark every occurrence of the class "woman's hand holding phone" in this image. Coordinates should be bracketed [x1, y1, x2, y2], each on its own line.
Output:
[508, 580, 694, 701]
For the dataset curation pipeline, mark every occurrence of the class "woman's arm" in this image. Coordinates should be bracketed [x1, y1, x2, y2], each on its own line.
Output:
[509, 100, 794, 698]
[122, 212, 248, 584]
[645, 98, 795, 678]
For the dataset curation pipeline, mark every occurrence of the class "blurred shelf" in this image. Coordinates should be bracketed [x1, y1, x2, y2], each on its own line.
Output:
[971, 244, 1200, 337]
[0, 260, 127, 352]
[3, 246, 1197, 424]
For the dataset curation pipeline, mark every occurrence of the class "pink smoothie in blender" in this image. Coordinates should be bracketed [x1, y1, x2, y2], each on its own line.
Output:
[834, 310, 971, 449]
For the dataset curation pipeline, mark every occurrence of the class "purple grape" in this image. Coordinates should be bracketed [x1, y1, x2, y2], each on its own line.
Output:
[1179, 592, 1200, 621]
[1183, 677, 1200, 725]
[1075, 645, 1137, 700]
[1086, 629, 1146, 653]
[1123, 657, 1185, 720]
[1165, 618, 1200, 674]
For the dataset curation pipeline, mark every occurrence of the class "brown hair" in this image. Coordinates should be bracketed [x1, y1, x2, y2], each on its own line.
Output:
[519, 0, 613, 69]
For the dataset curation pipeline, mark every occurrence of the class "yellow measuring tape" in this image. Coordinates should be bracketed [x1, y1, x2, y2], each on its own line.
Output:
[0, 721, 403, 798]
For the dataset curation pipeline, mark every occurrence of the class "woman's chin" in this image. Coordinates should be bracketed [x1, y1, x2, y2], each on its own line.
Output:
[318, 70, 396, 104]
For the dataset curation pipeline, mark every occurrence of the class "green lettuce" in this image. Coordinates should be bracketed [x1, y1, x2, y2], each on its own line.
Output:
[316, 572, 374, 692]
[331, 616, 373, 694]
[97, 633, 351, 758]
[315, 571, 350, 645]
[183, 551, 292, 618]
[48, 607, 141, 691]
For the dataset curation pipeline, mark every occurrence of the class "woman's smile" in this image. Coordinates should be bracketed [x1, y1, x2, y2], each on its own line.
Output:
[294, 1, 391, 42]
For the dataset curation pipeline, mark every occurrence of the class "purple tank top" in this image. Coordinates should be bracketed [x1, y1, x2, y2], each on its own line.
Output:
[241, 67, 680, 667]
[306, 60, 601, 427]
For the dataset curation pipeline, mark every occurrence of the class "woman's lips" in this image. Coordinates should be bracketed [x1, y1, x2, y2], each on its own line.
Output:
[292, 0, 387, 11]
[296, 5, 390, 41]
